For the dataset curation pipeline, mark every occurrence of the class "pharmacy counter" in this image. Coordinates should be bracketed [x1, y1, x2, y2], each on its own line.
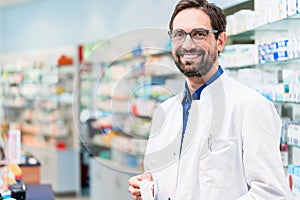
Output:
[26, 184, 54, 200]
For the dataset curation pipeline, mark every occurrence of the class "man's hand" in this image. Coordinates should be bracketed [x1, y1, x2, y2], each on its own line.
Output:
[128, 172, 153, 200]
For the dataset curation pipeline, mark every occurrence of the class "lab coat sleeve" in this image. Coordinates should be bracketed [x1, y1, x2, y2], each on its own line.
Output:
[144, 105, 170, 200]
[236, 99, 288, 200]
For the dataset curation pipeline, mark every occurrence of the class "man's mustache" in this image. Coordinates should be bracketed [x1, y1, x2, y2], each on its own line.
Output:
[176, 47, 205, 56]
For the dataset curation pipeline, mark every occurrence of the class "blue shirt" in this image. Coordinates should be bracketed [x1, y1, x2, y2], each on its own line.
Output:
[180, 66, 224, 154]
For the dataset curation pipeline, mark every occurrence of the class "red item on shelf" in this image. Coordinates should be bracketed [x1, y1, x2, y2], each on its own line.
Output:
[289, 174, 293, 191]
[78, 45, 83, 64]
[56, 142, 66, 150]
[57, 55, 73, 66]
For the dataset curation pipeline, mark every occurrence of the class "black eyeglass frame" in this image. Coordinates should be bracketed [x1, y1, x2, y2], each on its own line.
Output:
[168, 28, 222, 43]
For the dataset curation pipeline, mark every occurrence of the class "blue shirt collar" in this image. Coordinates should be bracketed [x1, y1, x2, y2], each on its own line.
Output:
[184, 66, 224, 101]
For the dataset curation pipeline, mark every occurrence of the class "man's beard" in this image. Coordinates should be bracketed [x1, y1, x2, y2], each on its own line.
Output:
[173, 47, 217, 77]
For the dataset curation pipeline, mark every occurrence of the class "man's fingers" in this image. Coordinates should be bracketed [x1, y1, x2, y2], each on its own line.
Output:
[128, 176, 140, 188]
[128, 173, 153, 200]
[138, 172, 153, 181]
[128, 185, 141, 196]
[132, 196, 142, 200]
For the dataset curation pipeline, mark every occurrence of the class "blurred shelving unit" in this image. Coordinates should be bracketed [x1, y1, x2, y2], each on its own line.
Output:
[76, 32, 185, 199]
[0, 48, 80, 194]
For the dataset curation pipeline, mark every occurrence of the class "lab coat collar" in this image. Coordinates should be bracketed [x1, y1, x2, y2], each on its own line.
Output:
[183, 66, 224, 101]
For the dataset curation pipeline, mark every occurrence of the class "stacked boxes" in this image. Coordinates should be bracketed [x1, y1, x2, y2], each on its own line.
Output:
[221, 44, 257, 68]
[258, 39, 289, 64]
[254, 0, 297, 27]
[226, 10, 255, 35]
[226, 0, 300, 36]
[282, 69, 300, 102]
[288, 36, 300, 59]
[288, 165, 300, 193]
[288, 123, 300, 147]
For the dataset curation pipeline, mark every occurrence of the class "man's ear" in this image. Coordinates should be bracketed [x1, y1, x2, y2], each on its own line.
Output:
[217, 32, 227, 52]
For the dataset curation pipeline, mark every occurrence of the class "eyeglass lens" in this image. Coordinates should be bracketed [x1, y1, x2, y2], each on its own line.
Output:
[170, 29, 208, 43]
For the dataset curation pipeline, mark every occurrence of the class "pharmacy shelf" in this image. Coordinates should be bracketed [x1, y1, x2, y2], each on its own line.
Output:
[224, 56, 300, 70]
[92, 109, 153, 119]
[127, 73, 181, 80]
[228, 13, 300, 41]
[288, 144, 300, 149]
[78, 46, 177, 176]
[108, 49, 171, 66]
[273, 101, 300, 105]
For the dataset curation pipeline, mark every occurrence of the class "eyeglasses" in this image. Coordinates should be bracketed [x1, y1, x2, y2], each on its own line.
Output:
[168, 28, 220, 43]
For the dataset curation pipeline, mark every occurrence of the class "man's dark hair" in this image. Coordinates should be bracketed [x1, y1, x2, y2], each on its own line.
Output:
[169, 0, 226, 40]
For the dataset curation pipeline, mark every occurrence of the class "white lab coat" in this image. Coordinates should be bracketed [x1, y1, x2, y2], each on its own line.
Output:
[144, 73, 288, 200]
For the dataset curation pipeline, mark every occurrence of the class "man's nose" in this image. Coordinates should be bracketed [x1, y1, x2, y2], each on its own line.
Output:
[181, 35, 196, 50]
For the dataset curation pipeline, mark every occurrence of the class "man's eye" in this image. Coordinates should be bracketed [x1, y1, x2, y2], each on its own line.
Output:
[173, 32, 184, 38]
[193, 31, 206, 37]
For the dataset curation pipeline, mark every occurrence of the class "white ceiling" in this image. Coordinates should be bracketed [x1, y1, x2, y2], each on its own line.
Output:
[0, 0, 249, 9]
[0, 0, 40, 8]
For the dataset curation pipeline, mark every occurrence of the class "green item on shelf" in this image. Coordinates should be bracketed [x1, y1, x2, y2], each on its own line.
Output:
[99, 150, 111, 160]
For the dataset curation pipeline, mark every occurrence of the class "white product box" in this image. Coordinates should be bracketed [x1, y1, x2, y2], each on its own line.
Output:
[292, 174, 300, 193]
[255, 0, 268, 27]
[288, 0, 297, 16]
[222, 44, 257, 68]
[279, 0, 288, 19]
[294, 124, 299, 146]
[237, 68, 263, 87]
[275, 84, 284, 101]
[262, 70, 279, 84]
[267, 0, 287, 23]
[282, 69, 295, 84]
[255, 0, 288, 25]
[233, 10, 255, 34]
[226, 15, 234, 36]
[6, 129, 21, 164]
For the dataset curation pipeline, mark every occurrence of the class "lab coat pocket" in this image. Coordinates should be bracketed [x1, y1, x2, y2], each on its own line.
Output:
[198, 137, 236, 189]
